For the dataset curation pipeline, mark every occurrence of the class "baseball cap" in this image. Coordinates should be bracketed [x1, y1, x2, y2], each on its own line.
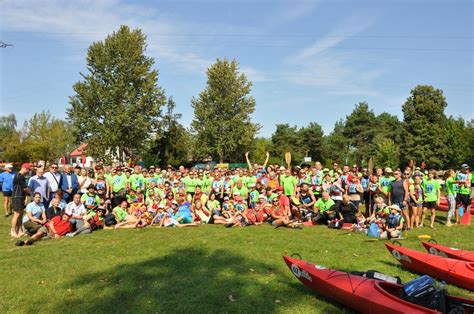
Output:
[224, 196, 230, 201]
[323, 168, 329, 172]
[258, 195, 265, 199]
[385, 167, 393, 173]
[387, 205, 401, 212]
[158, 204, 164, 209]
[461, 163, 470, 169]
[87, 184, 95, 190]
[5, 163, 13, 168]
[22, 163, 31, 170]
[276, 186, 283, 191]
[279, 166, 285, 171]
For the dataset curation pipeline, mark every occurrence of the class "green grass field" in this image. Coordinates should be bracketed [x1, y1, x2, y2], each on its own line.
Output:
[1, 198, 473, 313]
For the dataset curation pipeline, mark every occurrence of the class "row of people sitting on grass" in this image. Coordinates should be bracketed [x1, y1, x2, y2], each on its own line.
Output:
[7, 161, 472, 243]
[16, 184, 406, 246]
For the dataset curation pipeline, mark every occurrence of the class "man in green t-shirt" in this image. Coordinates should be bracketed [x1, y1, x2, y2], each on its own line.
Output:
[378, 168, 395, 203]
[111, 167, 128, 194]
[313, 192, 336, 225]
[421, 171, 441, 228]
[281, 169, 298, 197]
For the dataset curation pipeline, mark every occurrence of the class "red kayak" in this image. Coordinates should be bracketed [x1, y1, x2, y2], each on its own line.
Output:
[385, 242, 474, 291]
[436, 197, 474, 214]
[422, 241, 474, 262]
[284, 255, 474, 313]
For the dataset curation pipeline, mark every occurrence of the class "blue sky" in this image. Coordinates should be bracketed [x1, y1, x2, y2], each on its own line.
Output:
[0, 0, 472, 137]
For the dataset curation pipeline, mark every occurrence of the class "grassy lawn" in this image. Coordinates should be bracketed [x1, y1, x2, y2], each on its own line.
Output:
[1, 198, 473, 313]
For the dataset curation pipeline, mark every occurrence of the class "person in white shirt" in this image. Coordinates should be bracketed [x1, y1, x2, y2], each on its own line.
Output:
[65, 194, 86, 230]
[44, 163, 61, 207]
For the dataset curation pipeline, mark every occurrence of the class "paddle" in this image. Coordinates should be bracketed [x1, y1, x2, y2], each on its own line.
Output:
[285, 152, 291, 169]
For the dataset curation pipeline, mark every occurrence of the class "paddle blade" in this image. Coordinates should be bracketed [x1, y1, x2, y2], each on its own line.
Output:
[418, 235, 431, 239]
[368, 157, 374, 174]
[285, 152, 291, 167]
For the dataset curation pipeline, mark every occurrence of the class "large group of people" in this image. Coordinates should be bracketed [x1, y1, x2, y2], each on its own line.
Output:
[0, 153, 471, 245]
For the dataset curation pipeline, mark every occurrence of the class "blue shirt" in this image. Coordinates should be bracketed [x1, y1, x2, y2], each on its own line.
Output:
[28, 175, 50, 201]
[177, 203, 192, 219]
[23, 202, 45, 223]
[0, 170, 15, 192]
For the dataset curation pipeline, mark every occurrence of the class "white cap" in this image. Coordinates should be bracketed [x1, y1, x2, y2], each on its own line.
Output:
[158, 204, 164, 209]
[5, 163, 13, 168]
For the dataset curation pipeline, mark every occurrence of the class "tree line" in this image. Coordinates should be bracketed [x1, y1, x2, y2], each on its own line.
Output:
[1, 25, 473, 169]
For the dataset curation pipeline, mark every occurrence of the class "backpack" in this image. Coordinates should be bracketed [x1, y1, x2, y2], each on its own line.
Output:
[367, 222, 380, 238]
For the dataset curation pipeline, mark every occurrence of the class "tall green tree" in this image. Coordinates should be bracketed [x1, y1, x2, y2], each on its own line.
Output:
[147, 97, 191, 167]
[401, 85, 448, 168]
[251, 137, 272, 165]
[342, 102, 376, 165]
[322, 120, 350, 166]
[298, 122, 324, 162]
[445, 116, 470, 168]
[67, 25, 166, 161]
[270, 124, 302, 164]
[375, 138, 400, 169]
[191, 58, 260, 163]
[0, 114, 18, 160]
[466, 120, 474, 166]
[22, 111, 73, 162]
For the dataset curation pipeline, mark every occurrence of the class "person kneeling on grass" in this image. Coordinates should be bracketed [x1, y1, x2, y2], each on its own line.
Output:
[312, 192, 337, 225]
[15, 212, 72, 246]
[380, 205, 404, 239]
[66, 207, 106, 237]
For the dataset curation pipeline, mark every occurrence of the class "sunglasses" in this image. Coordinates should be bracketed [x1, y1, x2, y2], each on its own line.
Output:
[404, 173, 410, 175]
[51, 166, 58, 169]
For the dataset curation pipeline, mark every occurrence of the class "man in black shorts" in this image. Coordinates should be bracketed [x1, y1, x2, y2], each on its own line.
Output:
[11, 163, 31, 238]
[0, 163, 15, 217]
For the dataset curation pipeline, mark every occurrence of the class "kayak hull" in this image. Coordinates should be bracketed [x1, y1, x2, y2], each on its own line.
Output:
[422, 241, 474, 262]
[385, 243, 474, 291]
[284, 256, 463, 313]
[436, 197, 474, 214]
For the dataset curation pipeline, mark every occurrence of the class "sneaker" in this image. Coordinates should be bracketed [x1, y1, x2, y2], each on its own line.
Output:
[66, 233, 74, 237]
[25, 240, 34, 246]
[15, 240, 25, 246]
[446, 222, 452, 227]
[224, 223, 234, 228]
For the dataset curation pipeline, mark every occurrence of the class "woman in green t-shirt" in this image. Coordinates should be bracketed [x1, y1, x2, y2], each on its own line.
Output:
[444, 169, 457, 226]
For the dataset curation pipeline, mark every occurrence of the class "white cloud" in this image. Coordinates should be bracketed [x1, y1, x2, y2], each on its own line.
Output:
[283, 15, 383, 96]
[0, 0, 211, 73]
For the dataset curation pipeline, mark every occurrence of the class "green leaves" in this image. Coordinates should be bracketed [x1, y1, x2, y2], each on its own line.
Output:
[191, 58, 260, 163]
[67, 25, 166, 161]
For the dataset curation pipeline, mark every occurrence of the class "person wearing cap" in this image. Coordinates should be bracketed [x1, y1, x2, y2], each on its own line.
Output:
[380, 205, 403, 239]
[66, 207, 106, 237]
[421, 170, 441, 228]
[15, 212, 72, 246]
[0, 163, 15, 217]
[10, 163, 32, 237]
[60, 165, 79, 203]
[378, 168, 395, 204]
[455, 164, 472, 223]
[80, 184, 101, 212]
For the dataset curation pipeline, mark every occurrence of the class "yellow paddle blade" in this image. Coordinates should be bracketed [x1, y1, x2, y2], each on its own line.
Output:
[418, 235, 431, 239]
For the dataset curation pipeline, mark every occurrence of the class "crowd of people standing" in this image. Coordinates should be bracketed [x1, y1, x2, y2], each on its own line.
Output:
[0, 154, 471, 245]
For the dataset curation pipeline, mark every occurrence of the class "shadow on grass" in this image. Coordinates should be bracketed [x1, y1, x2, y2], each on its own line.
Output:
[49, 247, 349, 313]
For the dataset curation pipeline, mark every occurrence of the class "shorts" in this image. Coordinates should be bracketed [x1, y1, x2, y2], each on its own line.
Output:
[456, 194, 471, 207]
[180, 216, 192, 224]
[12, 196, 26, 212]
[2, 191, 12, 197]
[423, 201, 436, 209]
[392, 201, 407, 211]
[38, 225, 49, 236]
